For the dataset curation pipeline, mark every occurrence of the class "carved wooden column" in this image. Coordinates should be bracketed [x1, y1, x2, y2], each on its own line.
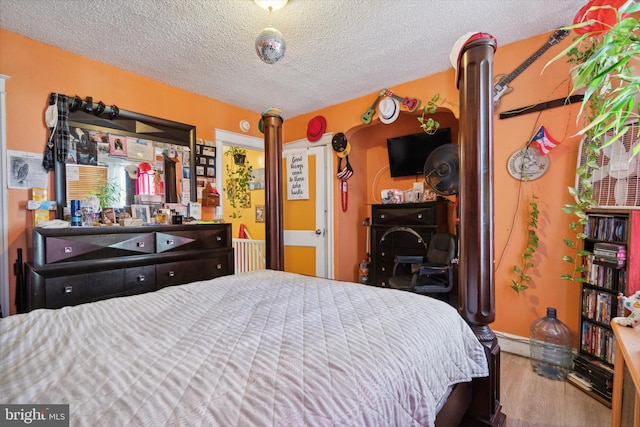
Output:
[457, 37, 506, 427]
[262, 108, 284, 271]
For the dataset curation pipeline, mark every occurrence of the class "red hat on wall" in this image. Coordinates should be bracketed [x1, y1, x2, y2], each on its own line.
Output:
[307, 115, 327, 142]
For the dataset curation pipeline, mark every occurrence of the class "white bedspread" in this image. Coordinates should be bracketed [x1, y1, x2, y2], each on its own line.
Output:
[1, 270, 488, 427]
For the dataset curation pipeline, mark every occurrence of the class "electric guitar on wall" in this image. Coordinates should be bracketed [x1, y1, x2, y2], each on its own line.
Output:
[493, 29, 569, 109]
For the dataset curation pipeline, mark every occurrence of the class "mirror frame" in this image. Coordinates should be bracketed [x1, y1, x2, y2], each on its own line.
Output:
[54, 108, 197, 219]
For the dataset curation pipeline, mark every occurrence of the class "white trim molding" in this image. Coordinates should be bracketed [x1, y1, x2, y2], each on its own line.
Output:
[0, 74, 11, 317]
[495, 330, 531, 358]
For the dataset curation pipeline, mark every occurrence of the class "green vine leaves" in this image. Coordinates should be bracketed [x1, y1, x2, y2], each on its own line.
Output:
[417, 94, 442, 134]
[511, 195, 540, 293]
[544, 1, 640, 157]
[224, 147, 253, 219]
[560, 136, 598, 283]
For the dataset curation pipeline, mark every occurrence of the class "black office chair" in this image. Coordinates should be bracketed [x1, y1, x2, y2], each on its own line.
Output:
[388, 232, 456, 295]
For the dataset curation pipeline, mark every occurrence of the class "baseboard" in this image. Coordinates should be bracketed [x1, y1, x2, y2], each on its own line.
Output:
[495, 330, 530, 358]
[494, 330, 578, 360]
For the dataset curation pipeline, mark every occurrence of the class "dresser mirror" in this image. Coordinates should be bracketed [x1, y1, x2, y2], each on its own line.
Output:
[54, 108, 196, 216]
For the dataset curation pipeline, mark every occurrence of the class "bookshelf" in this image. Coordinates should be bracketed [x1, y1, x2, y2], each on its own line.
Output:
[569, 210, 640, 406]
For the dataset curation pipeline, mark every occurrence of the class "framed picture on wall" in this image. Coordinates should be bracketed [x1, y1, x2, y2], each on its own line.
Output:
[249, 168, 265, 190]
[108, 134, 128, 157]
[202, 146, 216, 157]
[255, 205, 264, 222]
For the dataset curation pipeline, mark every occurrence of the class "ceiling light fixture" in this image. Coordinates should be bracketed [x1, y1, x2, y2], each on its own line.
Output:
[253, 0, 288, 12]
[254, 0, 288, 65]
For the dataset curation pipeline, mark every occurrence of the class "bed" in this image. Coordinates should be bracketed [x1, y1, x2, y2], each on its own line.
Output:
[1, 270, 487, 426]
[1, 35, 504, 426]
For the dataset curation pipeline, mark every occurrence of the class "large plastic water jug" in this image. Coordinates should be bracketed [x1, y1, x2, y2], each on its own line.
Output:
[529, 307, 573, 381]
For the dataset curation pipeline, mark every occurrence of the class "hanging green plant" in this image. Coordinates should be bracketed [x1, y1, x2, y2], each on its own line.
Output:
[417, 94, 442, 134]
[541, 0, 640, 281]
[224, 147, 253, 219]
[560, 135, 597, 283]
[545, 0, 640, 156]
[511, 195, 540, 293]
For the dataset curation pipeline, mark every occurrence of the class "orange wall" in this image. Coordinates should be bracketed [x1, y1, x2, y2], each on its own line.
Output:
[282, 31, 585, 346]
[2, 29, 585, 347]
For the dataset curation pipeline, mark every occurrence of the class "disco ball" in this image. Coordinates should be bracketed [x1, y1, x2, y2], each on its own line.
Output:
[255, 27, 286, 64]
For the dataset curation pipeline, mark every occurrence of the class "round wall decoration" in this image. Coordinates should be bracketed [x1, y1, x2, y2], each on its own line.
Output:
[507, 147, 549, 181]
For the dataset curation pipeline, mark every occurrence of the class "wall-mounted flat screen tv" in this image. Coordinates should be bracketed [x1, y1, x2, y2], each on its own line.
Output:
[386, 128, 452, 177]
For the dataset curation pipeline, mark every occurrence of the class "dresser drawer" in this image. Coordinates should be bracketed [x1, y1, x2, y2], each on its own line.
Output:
[42, 233, 155, 265]
[372, 205, 437, 225]
[44, 265, 156, 309]
[373, 226, 433, 251]
[156, 227, 229, 253]
[156, 255, 231, 288]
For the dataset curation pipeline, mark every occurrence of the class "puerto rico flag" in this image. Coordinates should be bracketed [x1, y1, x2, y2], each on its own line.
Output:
[529, 125, 560, 155]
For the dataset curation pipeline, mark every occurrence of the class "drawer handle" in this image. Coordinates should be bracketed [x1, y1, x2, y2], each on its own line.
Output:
[216, 263, 222, 270]
[417, 214, 423, 219]
[168, 270, 175, 277]
[137, 275, 146, 282]
[137, 242, 145, 248]
[216, 236, 222, 241]
[64, 286, 73, 293]
[166, 240, 174, 245]
[380, 214, 386, 219]
[64, 246, 73, 253]
[381, 267, 386, 272]
[381, 251, 385, 257]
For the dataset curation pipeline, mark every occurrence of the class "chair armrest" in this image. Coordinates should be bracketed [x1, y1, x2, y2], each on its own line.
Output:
[417, 264, 451, 274]
[394, 255, 424, 264]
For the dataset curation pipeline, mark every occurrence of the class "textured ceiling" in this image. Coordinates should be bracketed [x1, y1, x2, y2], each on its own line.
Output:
[0, 0, 585, 119]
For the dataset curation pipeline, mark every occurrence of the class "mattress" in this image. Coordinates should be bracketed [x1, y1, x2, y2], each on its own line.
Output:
[0, 270, 488, 426]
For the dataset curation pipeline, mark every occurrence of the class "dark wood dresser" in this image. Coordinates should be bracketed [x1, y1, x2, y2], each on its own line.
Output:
[369, 201, 452, 287]
[24, 223, 233, 311]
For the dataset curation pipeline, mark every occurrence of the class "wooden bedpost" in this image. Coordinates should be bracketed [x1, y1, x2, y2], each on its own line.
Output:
[457, 37, 506, 427]
[262, 108, 285, 271]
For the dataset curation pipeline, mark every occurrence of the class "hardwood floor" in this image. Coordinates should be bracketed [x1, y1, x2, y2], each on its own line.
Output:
[500, 352, 611, 427]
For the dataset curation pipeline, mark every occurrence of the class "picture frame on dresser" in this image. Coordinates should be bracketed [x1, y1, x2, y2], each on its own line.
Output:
[101, 207, 116, 225]
[131, 204, 150, 222]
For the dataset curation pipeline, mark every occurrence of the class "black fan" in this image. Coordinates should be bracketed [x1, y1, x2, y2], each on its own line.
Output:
[423, 143, 459, 196]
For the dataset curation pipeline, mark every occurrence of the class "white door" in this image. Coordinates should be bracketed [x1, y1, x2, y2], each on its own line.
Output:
[282, 145, 330, 278]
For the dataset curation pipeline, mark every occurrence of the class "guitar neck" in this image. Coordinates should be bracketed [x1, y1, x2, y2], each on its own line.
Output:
[497, 42, 553, 87]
